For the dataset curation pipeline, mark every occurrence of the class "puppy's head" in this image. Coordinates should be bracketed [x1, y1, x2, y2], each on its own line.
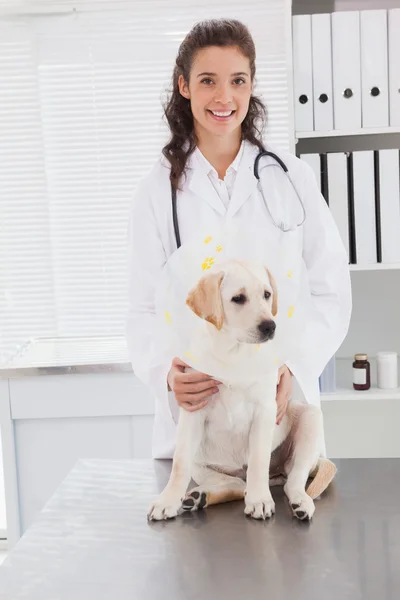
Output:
[186, 261, 278, 344]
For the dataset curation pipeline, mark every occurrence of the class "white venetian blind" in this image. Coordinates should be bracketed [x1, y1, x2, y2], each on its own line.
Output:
[0, 0, 293, 366]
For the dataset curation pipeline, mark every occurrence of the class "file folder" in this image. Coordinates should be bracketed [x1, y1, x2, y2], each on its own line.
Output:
[352, 151, 377, 265]
[388, 9, 400, 126]
[347, 153, 357, 264]
[300, 154, 321, 191]
[320, 154, 329, 205]
[373, 151, 382, 263]
[378, 149, 400, 263]
[360, 10, 389, 128]
[311, 13, 334, 132]
[293, 15, 314, 132]
[331, 11, 362, 131]
[327, 153, 350, 260]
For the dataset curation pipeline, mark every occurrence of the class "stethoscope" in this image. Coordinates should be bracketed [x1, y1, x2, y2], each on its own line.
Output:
[171, 149, 307, 249]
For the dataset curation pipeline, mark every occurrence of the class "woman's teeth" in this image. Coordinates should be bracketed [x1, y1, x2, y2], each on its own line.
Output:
[212, 111, 233, 116]
[209, 110, 235, 121]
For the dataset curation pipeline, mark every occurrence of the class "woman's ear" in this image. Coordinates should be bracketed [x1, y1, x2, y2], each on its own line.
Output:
[178, 74, 190, 100]
[266, 268, 278, 317]
[186, 271, 224, 330]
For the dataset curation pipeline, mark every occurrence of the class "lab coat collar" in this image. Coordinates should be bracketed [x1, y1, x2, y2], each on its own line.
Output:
[160, 140, 263, 217]
[186, 139, 260, 217]
[226, 140, 260, 218]
[193, 140, 245, 179]
[186, 152, 226, 215]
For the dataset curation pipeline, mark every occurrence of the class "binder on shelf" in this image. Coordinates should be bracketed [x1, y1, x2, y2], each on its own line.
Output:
[373, 151, 382, 264]
[352, 151, 377, 266]
[327, 153, 350, 260]
[360, 10, 389, 129]
[347, 153, 357, 264]
[299, 154, 321, 191]
[320, 154, 329, 205]
[311, 13, 334, 132]
[378, 149, 400, 263]
[388, 9, 400, 127]
[331, 11, 362, 131]
[292, 15, 314, 132]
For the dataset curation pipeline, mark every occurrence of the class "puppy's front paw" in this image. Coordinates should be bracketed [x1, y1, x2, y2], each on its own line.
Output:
[244, 491, 275, 520]
[285, 489, 315, 521]
[147, 492, 183, 521]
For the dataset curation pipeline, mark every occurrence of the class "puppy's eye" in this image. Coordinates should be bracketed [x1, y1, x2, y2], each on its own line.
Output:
[264, 291, 271, 300]
[231, 294, 247, 305]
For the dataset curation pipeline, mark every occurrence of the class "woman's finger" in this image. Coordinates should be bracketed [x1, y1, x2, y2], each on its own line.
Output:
[182, 386, 219, 404]
[180, 399, 209, 412]
[180, 370, 220, 384]
[177, 379, 220, 395]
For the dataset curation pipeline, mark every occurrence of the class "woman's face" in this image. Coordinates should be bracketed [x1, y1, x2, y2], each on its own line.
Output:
[178, 45, 253, 140]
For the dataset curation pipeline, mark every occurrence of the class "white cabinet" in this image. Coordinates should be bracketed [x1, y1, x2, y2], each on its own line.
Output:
[0, 339, 155, 548]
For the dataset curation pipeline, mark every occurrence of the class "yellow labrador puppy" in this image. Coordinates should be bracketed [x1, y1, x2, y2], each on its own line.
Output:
[148, 260, 335, 522]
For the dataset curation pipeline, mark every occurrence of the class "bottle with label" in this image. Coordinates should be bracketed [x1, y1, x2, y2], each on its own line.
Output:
[353, 354, 371, 391]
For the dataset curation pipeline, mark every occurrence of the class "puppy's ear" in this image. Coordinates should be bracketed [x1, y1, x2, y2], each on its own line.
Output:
[266, 268, 278, 316]
[186, 271, 224, 330]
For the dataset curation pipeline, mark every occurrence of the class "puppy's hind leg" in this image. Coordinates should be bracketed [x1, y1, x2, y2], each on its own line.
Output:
[182, 465, 246, 512]
[284, 404, 324, 521]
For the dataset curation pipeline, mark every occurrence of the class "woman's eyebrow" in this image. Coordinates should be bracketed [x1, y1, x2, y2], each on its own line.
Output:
[196, 71, 249, 78]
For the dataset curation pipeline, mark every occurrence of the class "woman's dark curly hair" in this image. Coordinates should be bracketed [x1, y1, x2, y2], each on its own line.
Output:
[162, 19, 267, 191]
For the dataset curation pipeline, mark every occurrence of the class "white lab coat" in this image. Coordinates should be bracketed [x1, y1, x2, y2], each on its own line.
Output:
[126, 140, 352, 459]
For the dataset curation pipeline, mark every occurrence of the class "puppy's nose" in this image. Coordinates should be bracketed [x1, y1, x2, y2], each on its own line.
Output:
[258, 320, 276, 338]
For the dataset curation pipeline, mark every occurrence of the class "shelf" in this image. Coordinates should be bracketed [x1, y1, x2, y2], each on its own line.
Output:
[321, 385, 400, 402]
[321, 357, 400, 402]
[296, 126, 400, 139]
[349, 263, 400, 272]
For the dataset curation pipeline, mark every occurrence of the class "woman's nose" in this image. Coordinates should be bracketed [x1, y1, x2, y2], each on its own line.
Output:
[214, 84, 233, 104]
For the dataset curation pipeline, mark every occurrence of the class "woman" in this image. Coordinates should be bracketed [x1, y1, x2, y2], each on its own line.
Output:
[126, 19, 352, 459]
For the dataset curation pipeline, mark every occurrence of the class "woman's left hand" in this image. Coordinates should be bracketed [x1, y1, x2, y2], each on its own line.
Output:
[275, 364, 293, 425]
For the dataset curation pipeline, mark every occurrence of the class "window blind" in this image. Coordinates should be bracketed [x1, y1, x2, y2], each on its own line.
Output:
[0, 0, 293, 366]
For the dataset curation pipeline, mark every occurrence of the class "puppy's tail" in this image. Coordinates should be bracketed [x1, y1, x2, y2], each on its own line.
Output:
[306, 457, 337, 500]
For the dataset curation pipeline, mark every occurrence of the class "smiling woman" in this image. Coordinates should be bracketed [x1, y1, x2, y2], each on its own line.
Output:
[163, 20, 267, 187]
[181, 52, 251, 132]
[126, 18, 352, 460]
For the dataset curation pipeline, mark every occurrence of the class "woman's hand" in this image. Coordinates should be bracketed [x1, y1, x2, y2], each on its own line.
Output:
[276, 364, 293, 425]
[167, 357, 221, 412]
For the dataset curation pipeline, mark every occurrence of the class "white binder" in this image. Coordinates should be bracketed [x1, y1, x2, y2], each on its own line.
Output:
[300, 154, 320, 190]
[331, 11, 361, 131]
[353, 151, 377, 265]
[311, 13, 334, 132]
[378, 150, 400, 263]
[292, 15, 314, 132]
[389, 9, 400, 127]
[327, 153, 349, 260]
[360, 10, 389, 129]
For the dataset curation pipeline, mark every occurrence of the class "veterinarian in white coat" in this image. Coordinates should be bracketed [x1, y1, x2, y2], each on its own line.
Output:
[126, 20, 352, 459]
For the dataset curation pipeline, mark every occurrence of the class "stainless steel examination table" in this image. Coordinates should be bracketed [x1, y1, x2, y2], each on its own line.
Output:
[0, 458, 399, 600]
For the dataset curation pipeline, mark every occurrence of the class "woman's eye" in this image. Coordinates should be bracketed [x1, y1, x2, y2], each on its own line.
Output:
[264, 291, 271, 300]
[231, 294, 247, 305]
[200, 78, 246, 85]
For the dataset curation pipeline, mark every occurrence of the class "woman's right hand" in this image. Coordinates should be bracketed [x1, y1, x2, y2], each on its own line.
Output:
[167, 357, 221, 412]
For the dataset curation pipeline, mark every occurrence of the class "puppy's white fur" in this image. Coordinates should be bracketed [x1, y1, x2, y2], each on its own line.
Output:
[148, 260, 326, 521]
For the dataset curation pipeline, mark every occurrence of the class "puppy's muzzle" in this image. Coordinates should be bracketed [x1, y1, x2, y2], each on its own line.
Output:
[257, 319, 276, 342]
